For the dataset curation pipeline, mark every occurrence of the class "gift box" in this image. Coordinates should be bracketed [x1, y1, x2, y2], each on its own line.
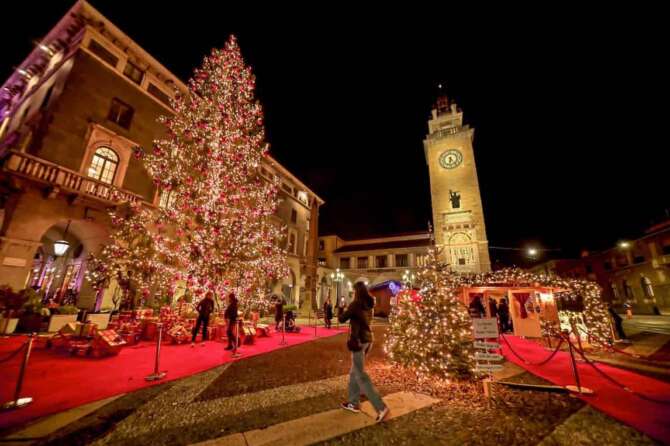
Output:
[167, 324, 190, 344]
[69, 340, 92, 356]
[77, 322, 98, 337]
[256, 324, 272, 337]
[142, 320, 160, 341]
[58, 322, 78, 336]
[93, 329, 126, 356]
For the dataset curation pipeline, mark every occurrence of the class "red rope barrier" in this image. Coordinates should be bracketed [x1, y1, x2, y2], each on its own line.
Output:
[501, 333, 564, 366]
[565, 336, 670, 406]
[0, 340, 28, 364]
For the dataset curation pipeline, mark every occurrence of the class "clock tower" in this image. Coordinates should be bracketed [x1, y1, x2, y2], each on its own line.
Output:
[423, 95, 491, 273]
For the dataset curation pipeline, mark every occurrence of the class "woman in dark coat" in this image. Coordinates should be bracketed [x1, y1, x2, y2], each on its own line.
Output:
[497, 298, 510, 332]
[274, 297, 285, 330]
[338, 282, 389, 423]
[324, 297, 333, 328]
[224, 293, 239, 350]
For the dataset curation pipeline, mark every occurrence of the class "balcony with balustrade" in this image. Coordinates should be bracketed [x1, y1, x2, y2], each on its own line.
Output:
[2, 150, 143, 205]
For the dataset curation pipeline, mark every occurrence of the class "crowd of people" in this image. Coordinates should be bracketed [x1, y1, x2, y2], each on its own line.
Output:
[468, 295, 512, 332]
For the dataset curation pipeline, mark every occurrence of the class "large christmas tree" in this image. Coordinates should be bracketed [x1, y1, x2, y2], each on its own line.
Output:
[86, 202, 176, 309]
[143, 36, 288, 310]
[385, 245, 477, 381]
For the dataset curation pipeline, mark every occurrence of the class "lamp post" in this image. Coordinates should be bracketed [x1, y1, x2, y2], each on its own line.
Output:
[49, 220, 71, 301]
[402, 269, 415, 288]
[330, 268, 344, 306]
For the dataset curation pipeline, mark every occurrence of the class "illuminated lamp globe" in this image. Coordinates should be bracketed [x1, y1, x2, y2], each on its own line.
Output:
[53, 240, 70, 256]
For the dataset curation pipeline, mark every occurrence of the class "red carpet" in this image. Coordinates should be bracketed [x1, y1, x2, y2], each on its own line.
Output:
[501, 335, 670, 444]
[0, 326, 346, 429]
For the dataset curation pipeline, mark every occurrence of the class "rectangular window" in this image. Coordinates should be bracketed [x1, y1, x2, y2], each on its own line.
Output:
[123, 61, 144, 85]
[147, 83, 172, 107]
[375, 255, 387, 268]
[288, 231, 297, 254]
[107, 98, 134, 129]
[340, 258, 350, 269]
[319, 240, 325, 251]
[357, 257, 368, 269]
[395, 254, 408, 267]
[290, 209, 297, 224]
[87, 39, 119, 68]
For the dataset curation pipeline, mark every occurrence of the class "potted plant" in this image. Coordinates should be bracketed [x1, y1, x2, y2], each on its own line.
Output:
[18, 288, 45, 333]
[47, 304, 79, 332]
[0, 285, 21, 334]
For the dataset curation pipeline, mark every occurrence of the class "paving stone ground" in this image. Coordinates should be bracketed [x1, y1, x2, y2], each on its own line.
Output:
[2, 324, 660, 446]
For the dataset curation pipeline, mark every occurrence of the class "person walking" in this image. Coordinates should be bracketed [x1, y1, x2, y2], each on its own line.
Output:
[274, 296, 285, 331]
[338, 281, 389, 423]
[324, 297, 333, 329]
[488, 298, 498, 319]
[191, 291, 215, 347]
[497, 298, 510, 332]
[608, 304, 627, 340]
[224, 293, 239, 351]
[468, 296, 485, 318]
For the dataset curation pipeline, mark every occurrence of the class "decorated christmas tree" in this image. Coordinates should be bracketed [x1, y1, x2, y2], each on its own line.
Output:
[86, 202, 176, 310]
[385, 244, 477, 381]
[142, 36, 288, 310]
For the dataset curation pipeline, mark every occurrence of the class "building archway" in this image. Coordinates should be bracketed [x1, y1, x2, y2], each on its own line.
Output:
[27, 218, 109, 308]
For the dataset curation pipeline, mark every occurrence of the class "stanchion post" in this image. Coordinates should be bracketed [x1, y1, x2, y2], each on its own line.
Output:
[2, 334, 34, 410]
[279, 313, 288, 346]
[564, 333, 594, 395]
[232, 319, 242, 358]
[145, 323, 166, 381]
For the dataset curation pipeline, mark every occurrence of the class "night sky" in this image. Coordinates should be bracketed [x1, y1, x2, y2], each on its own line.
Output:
[3, 2, 668, 265]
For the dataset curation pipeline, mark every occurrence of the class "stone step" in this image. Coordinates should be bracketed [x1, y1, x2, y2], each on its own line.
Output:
[192, 391, 440, 446]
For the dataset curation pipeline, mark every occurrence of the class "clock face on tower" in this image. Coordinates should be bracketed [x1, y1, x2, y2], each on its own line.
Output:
[439, 149, 463, 169]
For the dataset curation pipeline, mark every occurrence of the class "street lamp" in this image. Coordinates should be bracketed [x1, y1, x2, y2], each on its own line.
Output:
[618, 241, 631, 249]
[402, 270, 416, 288]
[526, 247, 538, 258]
[53, 220, 71, 257]
[330, 268, 344, 306]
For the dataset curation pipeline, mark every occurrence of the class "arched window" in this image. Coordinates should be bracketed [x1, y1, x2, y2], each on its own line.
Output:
[641, 276, 654, 298]
[88, 147, 119, 184]
[623, 279, 634, 299]
[610, 281, 620, 300]
[159, 189, 176, 209]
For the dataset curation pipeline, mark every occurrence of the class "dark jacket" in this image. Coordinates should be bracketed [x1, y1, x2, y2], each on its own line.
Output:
[197, 297, 214, 317]
[274, 302, 283, 321]
[338, 295, 374, 344]
[224, 301, 238, 323]
[324, 302, 333, 319]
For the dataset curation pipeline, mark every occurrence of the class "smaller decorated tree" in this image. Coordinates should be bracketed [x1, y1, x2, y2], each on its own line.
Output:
[86, 202, 176, 310]
[385, 245, 477, 381]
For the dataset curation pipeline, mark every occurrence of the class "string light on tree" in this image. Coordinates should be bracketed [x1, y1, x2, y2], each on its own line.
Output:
[141, 35, 288, 311]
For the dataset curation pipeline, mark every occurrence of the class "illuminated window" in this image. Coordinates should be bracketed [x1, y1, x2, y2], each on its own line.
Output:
[159, 189, 176, 209]
[290, 208, 297, 224]
[88, 147, 118, 184]
[376, 255, 387, 268]
[340, 258, 350, 269]
[641, 277, 654, 298]
[622, 280, 634, 299]
[357, 257, 368, 269]
[287, 229, 297, 254]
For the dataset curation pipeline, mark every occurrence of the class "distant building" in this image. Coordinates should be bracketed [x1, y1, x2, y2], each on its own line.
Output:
[530, 219, 670, 313]
[316, 232, 431, 306]
[0, 1, 323, 310]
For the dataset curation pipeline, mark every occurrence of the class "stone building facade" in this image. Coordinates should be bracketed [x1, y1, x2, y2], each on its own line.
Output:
[530, 220, 670, 313]
[0, 0, 322, 310]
